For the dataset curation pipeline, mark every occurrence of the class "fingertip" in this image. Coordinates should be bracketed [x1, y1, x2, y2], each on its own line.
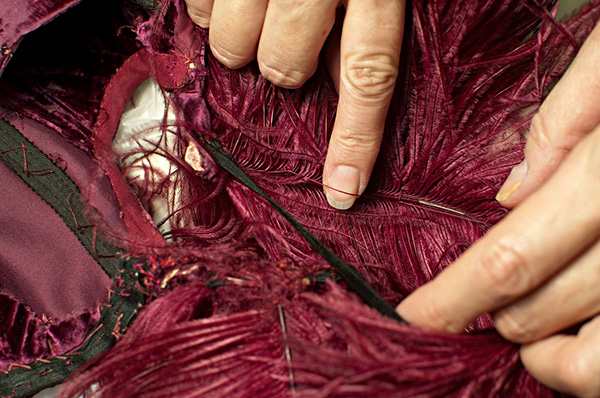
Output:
[325, 193, 356, 210]
[322, 126, 382, 210]
[323, 164, 361, 210]
[521, 317, 600, 397]
[396, 289, 467, 334]
[395, 299, 415, 326]
[207, 0, 266, 69]
[321, 125, 382, 210]
[257, 58, 316, 89]
[521, 335, 587, 396]
[188, 13, 210, 28]
[496, 159, 528, 206]
[255, 0, 335, 90]
[185, 0, 213, 28]
[209, 42, 253, 69]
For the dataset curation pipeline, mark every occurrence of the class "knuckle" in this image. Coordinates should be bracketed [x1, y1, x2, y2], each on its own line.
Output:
[210, 44, 251, 69]
[258, 61, 311, 89]
[530, 111, 576, 155]
[493, 309, 535, 343]
[342, 51, 398, 100]
[332, 131, 382, 155]
[477, 240, 535, 300]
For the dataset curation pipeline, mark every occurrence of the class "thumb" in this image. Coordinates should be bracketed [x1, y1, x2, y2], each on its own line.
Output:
[323, 0, 405, 210]
[497, 23, 600, 208]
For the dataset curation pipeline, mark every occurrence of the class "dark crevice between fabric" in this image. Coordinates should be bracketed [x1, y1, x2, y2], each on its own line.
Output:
[0, 0, 143, 155]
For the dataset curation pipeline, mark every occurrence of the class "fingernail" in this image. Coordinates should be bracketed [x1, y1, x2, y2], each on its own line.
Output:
[496, 159, 528, 202]
[325, 165, 361, 210]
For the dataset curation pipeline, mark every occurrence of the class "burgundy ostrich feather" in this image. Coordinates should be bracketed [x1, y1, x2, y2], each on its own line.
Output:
[3, 0, 597, 396]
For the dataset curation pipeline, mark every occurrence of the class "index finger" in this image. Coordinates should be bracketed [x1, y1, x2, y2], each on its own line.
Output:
[323, 0, 405, 210]
[396, 128, 600, 333]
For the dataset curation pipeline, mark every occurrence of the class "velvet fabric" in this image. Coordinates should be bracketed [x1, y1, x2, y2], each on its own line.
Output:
[0, 292, 99, 372]
[0, 0, 81, 73]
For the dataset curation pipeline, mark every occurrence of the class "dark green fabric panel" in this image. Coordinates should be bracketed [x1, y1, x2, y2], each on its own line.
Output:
[0, 120, 146, 396]
[0, 119, 122, 276]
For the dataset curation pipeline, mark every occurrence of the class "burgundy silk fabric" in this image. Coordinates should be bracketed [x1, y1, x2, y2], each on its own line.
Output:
[0, 114, 116, 370]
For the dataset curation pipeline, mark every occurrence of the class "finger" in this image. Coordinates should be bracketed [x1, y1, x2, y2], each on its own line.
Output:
[209, 0, 268, 69]
[396, 127, 600, 333]
[497, 22, 600, 207]
[257, 0, 338, 88]
[492, 239, 600, 343]
[186, 0, 215, 28]
[323, 0, 405, 210]
[521, 316, 600, 397]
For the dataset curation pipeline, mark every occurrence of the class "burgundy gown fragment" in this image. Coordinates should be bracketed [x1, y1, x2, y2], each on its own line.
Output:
[1, 0, 600, 397]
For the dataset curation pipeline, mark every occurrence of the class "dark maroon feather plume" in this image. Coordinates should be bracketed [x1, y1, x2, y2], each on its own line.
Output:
[1, 0, 598, 396]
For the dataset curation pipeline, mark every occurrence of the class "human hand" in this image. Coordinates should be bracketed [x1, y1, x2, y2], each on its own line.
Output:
[184, 0, 405, 210]
[397, 23, 600, 397]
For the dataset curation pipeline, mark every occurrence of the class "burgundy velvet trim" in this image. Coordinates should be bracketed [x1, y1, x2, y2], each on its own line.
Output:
[0, 0, 81, 74]
[0, 291, 100, 371]
[93, 50, 166, 248]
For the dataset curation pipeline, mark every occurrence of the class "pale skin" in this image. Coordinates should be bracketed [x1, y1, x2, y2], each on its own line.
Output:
[184, 1, 600, 396]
